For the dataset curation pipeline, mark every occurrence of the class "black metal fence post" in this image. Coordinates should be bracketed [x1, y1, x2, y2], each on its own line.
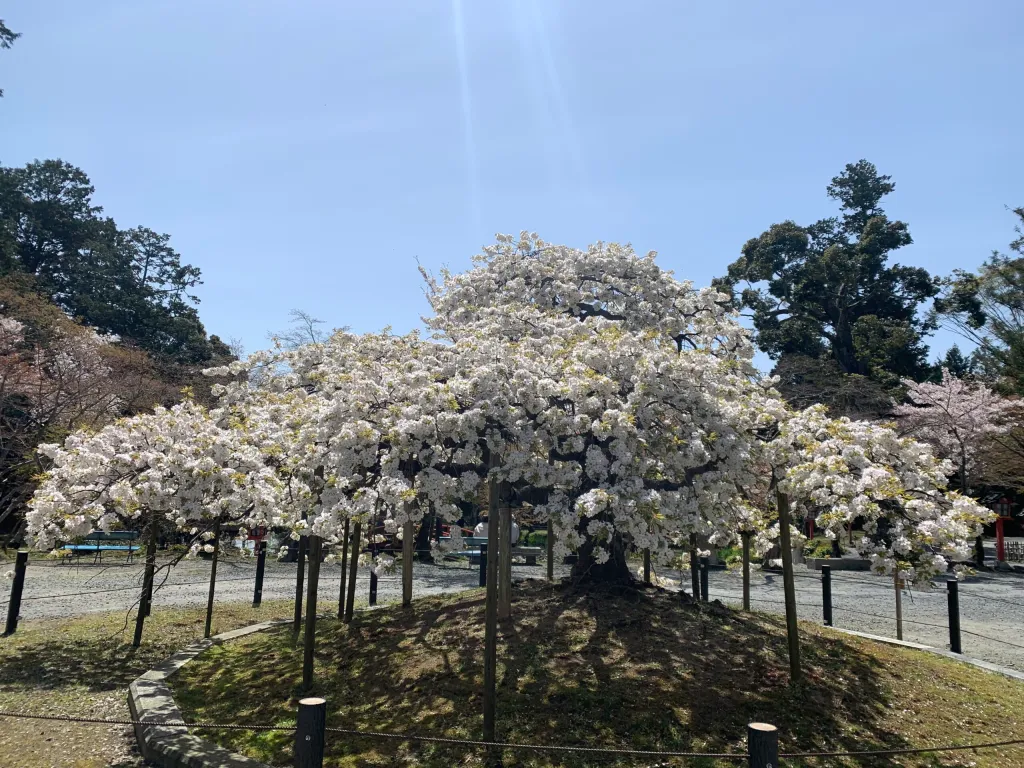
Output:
[699, 556, 709, 602]
[948, 580, 962, 653]
[747, 722, 778, 768]
[253, 540, 267, 607]
[479, 543, 488, 587]
[822, 564, 832, 627]
[369, 569, 378, 606]
[295, 697, 326, 768]
[4, 549, 28, 636]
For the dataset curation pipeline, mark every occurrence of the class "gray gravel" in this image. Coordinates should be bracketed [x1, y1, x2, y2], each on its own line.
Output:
[702, 565, 1024, 673]
[6, 553, 558, 621]
[7, 554, 1023, 672]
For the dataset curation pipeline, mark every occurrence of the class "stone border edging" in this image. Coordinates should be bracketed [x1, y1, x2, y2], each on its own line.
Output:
[829, 626, 1024, 682]
[128, 618, 289, 768]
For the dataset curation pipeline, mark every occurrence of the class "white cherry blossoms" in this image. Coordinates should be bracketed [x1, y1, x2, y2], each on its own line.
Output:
[773, 405, 993, 581]
[27, 401, 282, 551]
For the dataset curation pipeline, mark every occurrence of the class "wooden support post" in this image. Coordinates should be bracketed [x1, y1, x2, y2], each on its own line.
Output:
[894, 571, 903, 641]
[204, 518, 222, 639]
[142, 526, 157, 618]
[344, 522, 361, 623]
[3, 549, 28, 636]
[132, 523, 159, 648]
[643, 549, 651, 585]
[482, 457, 500, 744]
[746, 722, 779, 768]
[402, 519, 414, 608]
[699, 556, 709, 602]
[293, 535, 307, 635]
[498, 503, 512, 620]
[303, 536, 322, 691]
[741, 531, 751, 611]
[822, 564, 833, 627]
[948, 580, 961, 653]
[336, 519, 349, 619]
[776, 490, 801, 682]
[253, 540, 267, 607]
[295, 697, 326, 768]
[689, 533, 699, 599]
[142, 569, 153, 618]
[546, 519, 554, 582]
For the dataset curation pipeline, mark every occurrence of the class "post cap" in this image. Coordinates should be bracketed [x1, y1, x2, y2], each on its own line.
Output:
[299, 697, 326, 706]
[748, 722, 777, 732]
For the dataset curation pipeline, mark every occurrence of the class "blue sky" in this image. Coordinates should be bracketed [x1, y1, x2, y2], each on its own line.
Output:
[3, 1, 1022, 369]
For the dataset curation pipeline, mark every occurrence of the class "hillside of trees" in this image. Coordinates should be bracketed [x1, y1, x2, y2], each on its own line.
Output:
[0, 158, 233, 533]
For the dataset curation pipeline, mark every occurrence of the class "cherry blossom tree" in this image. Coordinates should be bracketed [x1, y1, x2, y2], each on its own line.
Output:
[27, 400, 281, 644]
[777, 405, 991, 580]
[0, 305, 176, 530]
[25, 234, 995, 615]
[894, 369, 1016, 564]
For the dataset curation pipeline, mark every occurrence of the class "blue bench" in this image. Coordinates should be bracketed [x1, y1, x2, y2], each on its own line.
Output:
[62, 531, 141, 563]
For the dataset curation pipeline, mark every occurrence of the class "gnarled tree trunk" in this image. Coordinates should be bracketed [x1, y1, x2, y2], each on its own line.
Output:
[570, 531, 632, 584]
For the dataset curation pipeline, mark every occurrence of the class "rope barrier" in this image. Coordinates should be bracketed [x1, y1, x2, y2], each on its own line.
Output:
[961, 591, 1023, 609]
[0, 711, 741, 758]
[830, 606, 949, 631]
[960, 629, 1024, 652]
[1, 710, 1022, 760]
[780, 737, 1024, 758]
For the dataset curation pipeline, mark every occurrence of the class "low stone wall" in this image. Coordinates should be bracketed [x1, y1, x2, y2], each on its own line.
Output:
[128, 620, 288, 768]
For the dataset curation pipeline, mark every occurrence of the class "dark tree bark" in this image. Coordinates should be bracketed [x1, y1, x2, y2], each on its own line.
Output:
[570, 531, 633, 583]
[415, 512, 434, 562]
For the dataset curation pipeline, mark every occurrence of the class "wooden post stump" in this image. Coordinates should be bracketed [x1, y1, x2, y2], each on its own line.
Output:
[295, 697, 326, 768]
[746, 722, 778, 768]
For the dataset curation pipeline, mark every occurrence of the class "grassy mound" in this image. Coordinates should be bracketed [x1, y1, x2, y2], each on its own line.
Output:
[174, 581, 1024, 767]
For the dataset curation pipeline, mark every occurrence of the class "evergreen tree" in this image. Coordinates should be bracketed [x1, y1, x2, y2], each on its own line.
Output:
[717, 160, 938, 414]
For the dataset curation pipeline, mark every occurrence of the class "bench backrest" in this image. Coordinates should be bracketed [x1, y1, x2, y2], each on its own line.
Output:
[83, 531, 139, 542]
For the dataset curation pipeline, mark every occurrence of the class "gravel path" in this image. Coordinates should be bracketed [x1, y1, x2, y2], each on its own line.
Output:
[701, 565, 1024, 672]
[5, 553, 559, 621]
[7, 554, 1024, 671]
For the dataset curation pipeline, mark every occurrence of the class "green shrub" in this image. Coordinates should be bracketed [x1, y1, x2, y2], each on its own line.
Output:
[803, 536, 843, 559]
[523, 529, 547, 548]
[717, 546, 742, 566]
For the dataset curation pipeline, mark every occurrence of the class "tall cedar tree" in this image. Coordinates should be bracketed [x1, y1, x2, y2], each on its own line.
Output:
[716, 160, 938, 413]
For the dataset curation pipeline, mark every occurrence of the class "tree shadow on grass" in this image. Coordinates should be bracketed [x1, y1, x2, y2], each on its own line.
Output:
[167, 581, 940, 768]
[0, 633, 155, 692]
[0, 604, 287, 693]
